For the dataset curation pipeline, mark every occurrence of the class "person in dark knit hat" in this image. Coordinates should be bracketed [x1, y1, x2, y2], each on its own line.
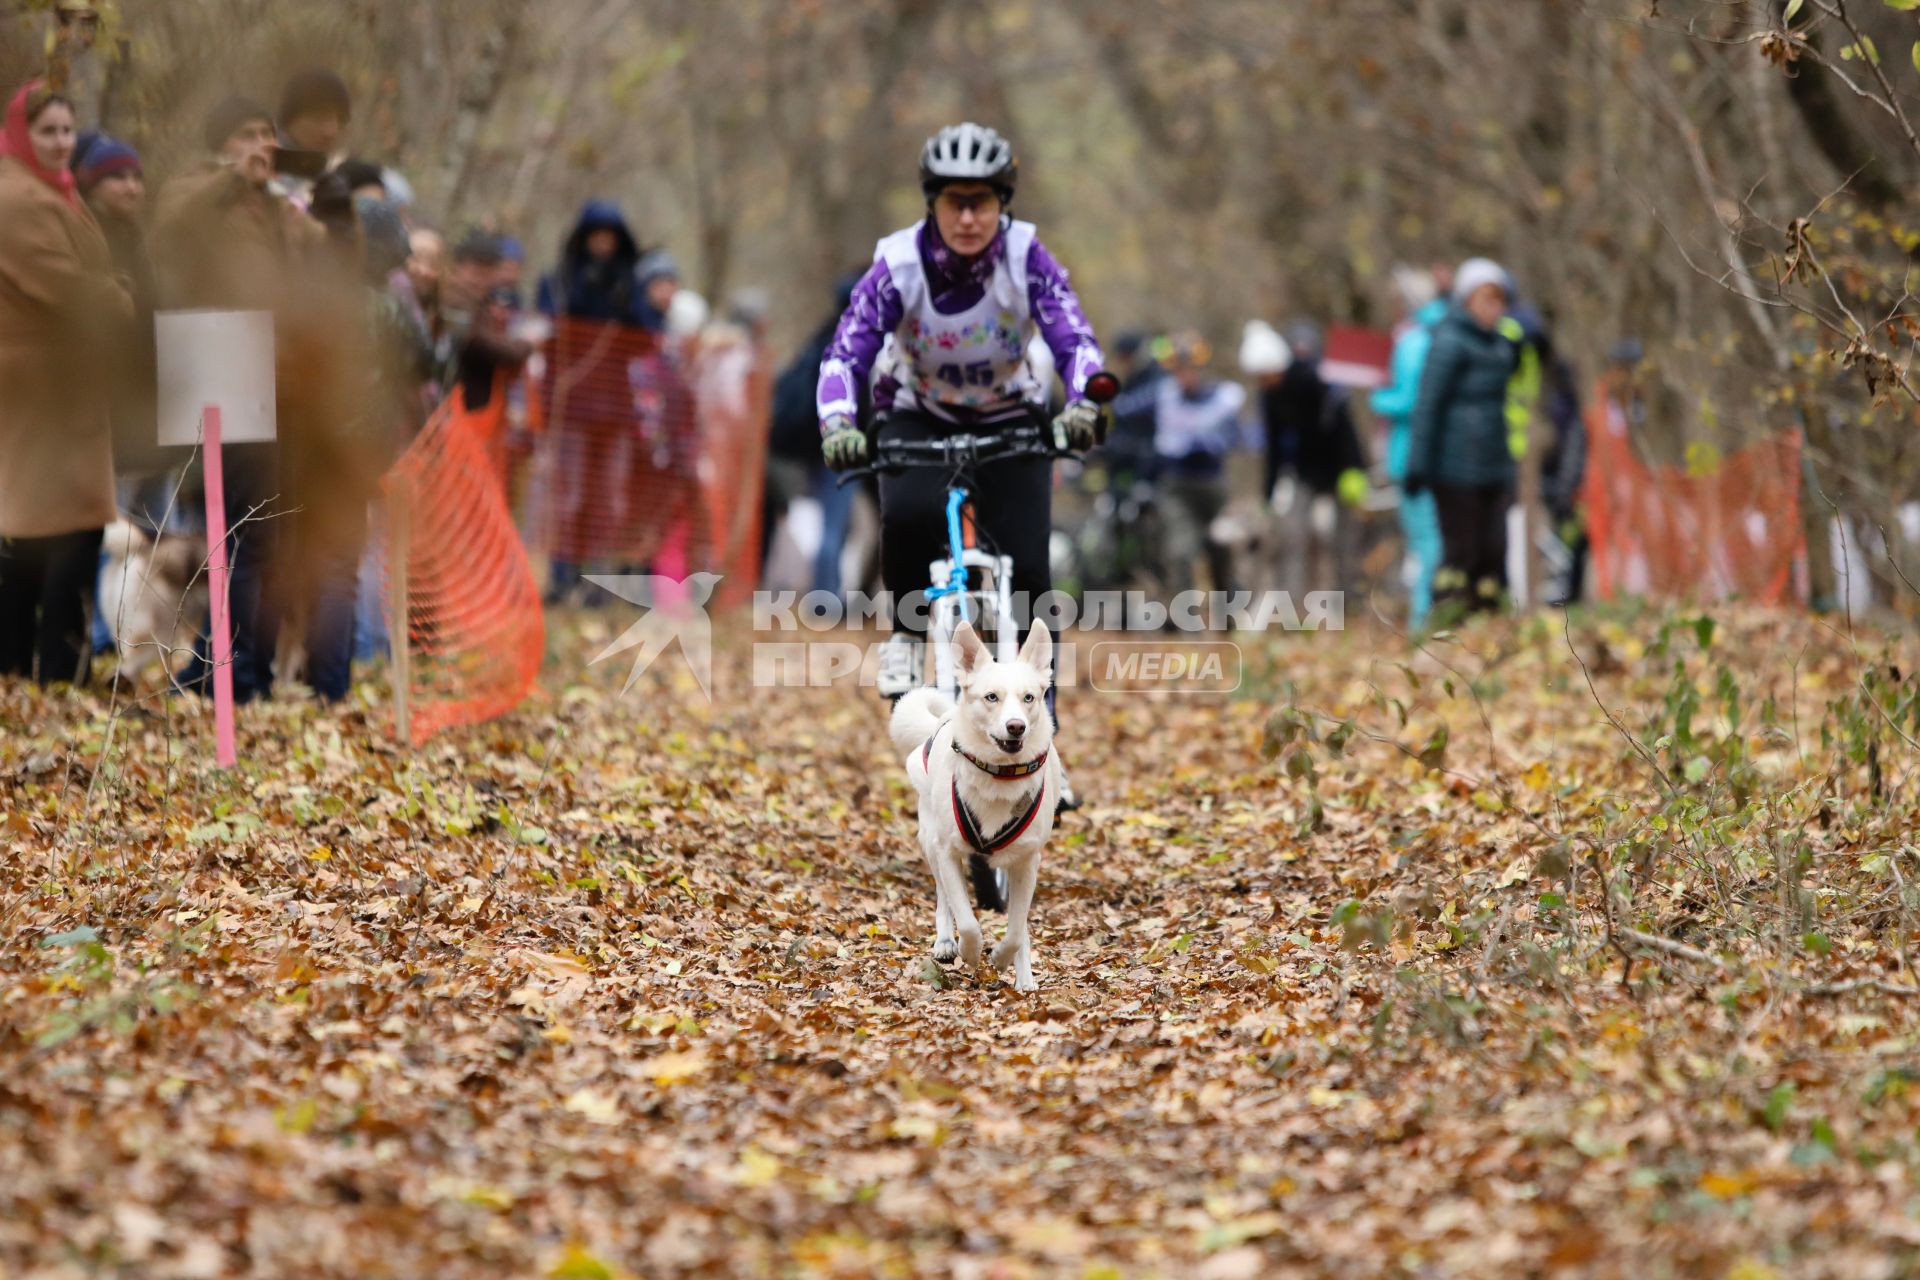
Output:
[202, 95, 273, 160]
[72, 133, 160, 479]
[73, 132, 140, 200]
[277, 68, 350, 158]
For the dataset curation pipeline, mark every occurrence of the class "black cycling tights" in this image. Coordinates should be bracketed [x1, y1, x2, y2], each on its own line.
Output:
[876, 410, 1058, 722]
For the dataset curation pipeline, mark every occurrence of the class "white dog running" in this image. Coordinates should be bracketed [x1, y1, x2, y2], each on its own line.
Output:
[888, 619, 1059, 992]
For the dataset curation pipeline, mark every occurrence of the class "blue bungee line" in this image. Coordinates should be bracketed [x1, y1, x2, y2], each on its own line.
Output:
[924, 487, 971, 622]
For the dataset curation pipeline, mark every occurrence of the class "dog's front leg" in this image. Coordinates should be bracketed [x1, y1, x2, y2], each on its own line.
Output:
[992, 857, 1039, 992]
[931, 851, 983, 967]
[926, 840, 958, 962]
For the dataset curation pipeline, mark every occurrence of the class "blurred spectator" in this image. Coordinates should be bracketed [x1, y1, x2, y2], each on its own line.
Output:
[73, 132, 147, 286]
[277, 67, 350, 172]
[0, 82, 134, 684]
[496, 234, 525, 299]
[637, 249, 679, 333]
[154, 94, 318, 702]
[537, 206, 650, 600]
[74, 132, 162, 485]
[306, 169, 359, 254]
[768, 274, 861, 596]
[1371, 268, 1447, 628]
[1103, 330, 1164, 475]
[153, 95, 314, 309]
[1580, 339, 1647, 602]
[1404, 258, 1522, 616]
[357, 197, 433, 446]
[1260, 320, 1368, 599]
[282, 185, 380, 703]
[811, 274, 871, 599]
[334, 158, 386, 201]
[667, 288, 709, 340]
[406, 228, 444, 326]
[279, 68, 350, 153]
[537, 202, 644, 324]
[1533, 318, 1586, 606]
[437, 230, 531, 414]
[378, 167, 416, 213]
[729, 287, 772, 337]
[346, 195, 433, 668]
[1594, 340, 1646, 439]
[1152, 333, 1244, 596]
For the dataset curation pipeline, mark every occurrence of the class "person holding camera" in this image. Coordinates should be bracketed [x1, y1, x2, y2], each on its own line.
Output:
[153, 96, 323, 703]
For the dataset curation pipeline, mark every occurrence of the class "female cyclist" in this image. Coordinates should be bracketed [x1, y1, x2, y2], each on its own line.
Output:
[817, 122, 1105, 702]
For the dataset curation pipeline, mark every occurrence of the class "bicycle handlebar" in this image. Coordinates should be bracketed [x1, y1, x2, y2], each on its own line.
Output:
[836, 368, 1122, 482]
[843, 422, 1058, 479]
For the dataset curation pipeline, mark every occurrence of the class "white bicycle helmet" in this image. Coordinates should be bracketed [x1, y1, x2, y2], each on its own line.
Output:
[919, 123, 1018, 200]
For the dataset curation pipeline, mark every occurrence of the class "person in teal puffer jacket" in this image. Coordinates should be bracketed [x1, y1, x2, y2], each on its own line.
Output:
[1403, 258, 1521, 616]
[1371, 280, 1448, 629]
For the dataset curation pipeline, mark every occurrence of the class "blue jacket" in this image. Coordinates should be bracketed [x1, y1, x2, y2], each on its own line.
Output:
[1405, 306, 1522, 490]
[1371, 299, 1446, 481]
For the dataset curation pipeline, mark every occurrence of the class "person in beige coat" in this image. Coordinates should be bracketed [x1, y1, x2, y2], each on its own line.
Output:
[0, 81, 133, 684]
[151, 95, 335, 703]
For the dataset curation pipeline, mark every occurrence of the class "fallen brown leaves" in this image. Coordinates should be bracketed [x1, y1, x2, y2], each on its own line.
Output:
[3, 606, 1920, 1278]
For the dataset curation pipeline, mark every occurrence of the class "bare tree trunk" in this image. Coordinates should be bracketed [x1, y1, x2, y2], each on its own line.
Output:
[501, 0, 631, 229]
[686, 99, 734, 301]
[435, 8, 524, 225]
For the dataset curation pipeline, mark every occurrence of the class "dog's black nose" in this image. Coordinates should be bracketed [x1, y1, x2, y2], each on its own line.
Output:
[1005, 719, 1026, 738]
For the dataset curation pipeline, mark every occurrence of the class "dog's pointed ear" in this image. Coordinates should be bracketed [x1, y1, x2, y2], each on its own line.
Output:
[953, 620, 988, 685]
[1019, 621, 1053, 673]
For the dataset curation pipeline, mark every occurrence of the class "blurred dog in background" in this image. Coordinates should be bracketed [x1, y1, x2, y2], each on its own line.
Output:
[98, 520, 208, 684]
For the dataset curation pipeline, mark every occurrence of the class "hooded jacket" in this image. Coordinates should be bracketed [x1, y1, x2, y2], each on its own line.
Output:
[537, 200, 647, 326]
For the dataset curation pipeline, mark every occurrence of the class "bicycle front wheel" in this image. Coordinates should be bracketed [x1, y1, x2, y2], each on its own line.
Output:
[969, 853, 1007, 913]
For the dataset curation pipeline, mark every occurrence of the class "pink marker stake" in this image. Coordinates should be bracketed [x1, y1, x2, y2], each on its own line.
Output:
[201, 406, 237, 768]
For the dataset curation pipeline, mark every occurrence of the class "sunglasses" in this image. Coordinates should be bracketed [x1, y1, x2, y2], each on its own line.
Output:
[934, 189, 1002, 217]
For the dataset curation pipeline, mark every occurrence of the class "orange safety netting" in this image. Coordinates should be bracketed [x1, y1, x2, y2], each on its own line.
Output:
[1583, 391, 1805, 605]
[527, 317, 769, 610]
[381, 388, 546, 741]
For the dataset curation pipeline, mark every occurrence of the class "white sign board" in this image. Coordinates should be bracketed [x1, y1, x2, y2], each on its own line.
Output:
[156, 310, 277, 446]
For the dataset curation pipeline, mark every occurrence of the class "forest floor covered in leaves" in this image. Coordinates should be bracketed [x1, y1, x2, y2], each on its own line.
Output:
[6, 604, 1920, 1279]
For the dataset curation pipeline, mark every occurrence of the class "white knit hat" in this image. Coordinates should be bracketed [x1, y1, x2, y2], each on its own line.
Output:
[1452, 257, 1513, 303]
[1391, 264, 1438, 312]
[667, 289, 710, 338]
[1237, 319, 1292, 376]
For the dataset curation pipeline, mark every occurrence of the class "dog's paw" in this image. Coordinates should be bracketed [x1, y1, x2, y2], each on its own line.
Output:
[1013, 974, 1038, 994]
[958, 926, 983, 967]
[932, 938, 958, 963]
[990, 938, 1017, 970]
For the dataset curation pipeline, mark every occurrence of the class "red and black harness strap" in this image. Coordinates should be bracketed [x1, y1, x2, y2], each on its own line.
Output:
[951, 779, 1047, 856]
[917, 725, 1048, 854]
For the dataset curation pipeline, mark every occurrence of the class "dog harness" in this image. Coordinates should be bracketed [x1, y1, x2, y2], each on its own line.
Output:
[917, 728, 1049, 855]
[952, 783, 1047, 856]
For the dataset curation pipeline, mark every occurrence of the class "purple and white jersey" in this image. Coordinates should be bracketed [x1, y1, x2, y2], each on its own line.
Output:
[817, 218, 1103, 430]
